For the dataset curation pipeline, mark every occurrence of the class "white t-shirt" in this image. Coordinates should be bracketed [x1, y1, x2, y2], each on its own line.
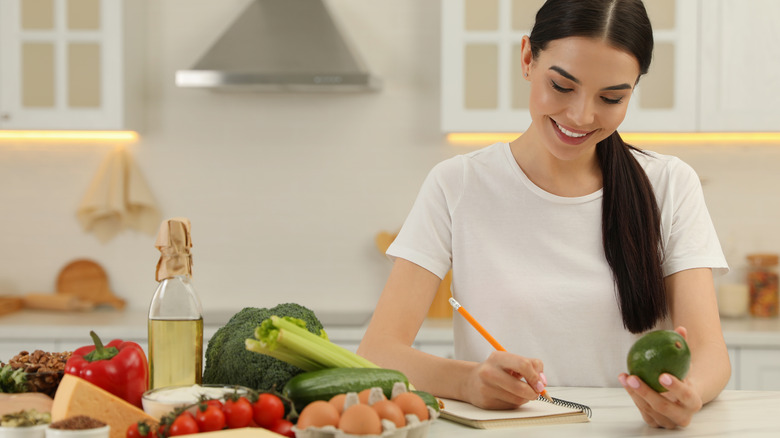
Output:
[387, 143, 728, 388]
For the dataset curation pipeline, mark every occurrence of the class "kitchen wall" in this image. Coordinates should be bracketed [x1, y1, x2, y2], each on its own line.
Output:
[0, 0, 778, 317]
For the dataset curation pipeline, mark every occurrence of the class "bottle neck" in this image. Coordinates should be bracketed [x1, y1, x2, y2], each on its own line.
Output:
[156, 253, 192, 281]
[150, 275, 202, 319]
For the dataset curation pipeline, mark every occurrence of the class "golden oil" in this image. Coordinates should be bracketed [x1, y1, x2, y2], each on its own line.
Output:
[149, 318, 203, 388]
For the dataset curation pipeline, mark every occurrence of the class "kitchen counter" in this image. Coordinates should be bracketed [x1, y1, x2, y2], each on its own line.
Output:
[428, 386, 780, 437]
[1, 308, 779, 346]
[720, 316, 780, 347]
[0, 308, 382, 341]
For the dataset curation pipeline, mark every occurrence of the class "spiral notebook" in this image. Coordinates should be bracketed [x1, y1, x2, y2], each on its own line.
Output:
[438, 395, 591, 429]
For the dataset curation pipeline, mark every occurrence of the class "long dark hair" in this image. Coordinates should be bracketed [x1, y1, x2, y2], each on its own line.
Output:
[529, 0, 665, 333]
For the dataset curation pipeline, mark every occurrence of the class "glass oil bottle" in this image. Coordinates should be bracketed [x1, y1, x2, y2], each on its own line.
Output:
[148, 217, 204, 389]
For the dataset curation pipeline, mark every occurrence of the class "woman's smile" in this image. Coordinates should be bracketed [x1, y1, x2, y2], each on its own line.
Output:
[550, 118, 596, 145]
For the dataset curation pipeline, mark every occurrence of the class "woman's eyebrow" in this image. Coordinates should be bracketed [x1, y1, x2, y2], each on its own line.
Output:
[549, 65, 632, 91]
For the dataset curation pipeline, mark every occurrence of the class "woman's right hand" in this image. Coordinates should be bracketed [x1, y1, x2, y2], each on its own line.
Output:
[464, 351, 547, 409]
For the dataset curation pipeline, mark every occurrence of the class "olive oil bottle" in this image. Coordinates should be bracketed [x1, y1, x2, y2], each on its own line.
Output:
[148, 217, 203, 389]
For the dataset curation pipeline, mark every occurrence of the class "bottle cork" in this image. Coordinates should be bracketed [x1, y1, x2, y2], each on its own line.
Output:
[155, 217, 193, 281]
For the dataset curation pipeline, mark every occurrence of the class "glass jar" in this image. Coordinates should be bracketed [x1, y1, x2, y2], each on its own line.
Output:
[746, 253, 779, 318]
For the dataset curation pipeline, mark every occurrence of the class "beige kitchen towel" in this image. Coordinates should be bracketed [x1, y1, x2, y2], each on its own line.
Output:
[77, 146, 161, 243]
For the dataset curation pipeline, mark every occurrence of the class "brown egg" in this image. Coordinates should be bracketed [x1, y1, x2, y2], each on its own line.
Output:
[392, 392, 429, 421]
[371, 399, 406, 428]
[329, 393, 348, 414]
[358, 388, 387, 404]
[338, 403, 382, 435]
[297, 400, 340, 429]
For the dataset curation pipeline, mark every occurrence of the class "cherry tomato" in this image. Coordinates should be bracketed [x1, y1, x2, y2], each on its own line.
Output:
[206, 399, 223, 409]
[223, 397, 253, 429]
[126, 421, 153, 438]
[195, 403, 226, 432]
[252, 393, 285, 429]
[269, 419, 295, 438]
[168, 411, 199, 436]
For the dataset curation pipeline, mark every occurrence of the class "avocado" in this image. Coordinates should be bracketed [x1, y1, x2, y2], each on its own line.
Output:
[627, 330, 691, 392]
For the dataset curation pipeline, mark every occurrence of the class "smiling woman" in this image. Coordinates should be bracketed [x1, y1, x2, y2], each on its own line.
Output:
[358, 0, 731, 431]
[521, 37, 641, 158]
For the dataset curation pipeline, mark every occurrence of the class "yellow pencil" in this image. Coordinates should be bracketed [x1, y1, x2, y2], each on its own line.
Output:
[449, 297, 553, 402]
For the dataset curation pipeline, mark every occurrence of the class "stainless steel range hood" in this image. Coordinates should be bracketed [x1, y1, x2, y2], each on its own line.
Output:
[176, 0, 381, 92]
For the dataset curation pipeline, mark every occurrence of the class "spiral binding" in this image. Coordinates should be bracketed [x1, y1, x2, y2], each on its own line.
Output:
[538, 395, 593, 418]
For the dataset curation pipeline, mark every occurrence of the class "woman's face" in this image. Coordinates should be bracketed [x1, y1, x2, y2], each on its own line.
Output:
[523, 36, 641, 161]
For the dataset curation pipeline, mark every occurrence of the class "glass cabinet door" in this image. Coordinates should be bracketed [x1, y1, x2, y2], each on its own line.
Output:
[0, 0, 124, 130]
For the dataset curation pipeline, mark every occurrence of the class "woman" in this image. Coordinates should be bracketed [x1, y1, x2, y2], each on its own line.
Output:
[357, 0, 730, 429]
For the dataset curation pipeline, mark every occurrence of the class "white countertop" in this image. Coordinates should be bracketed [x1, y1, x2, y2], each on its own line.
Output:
[428, 386, 780, 437]
[0, 308, 779, 348]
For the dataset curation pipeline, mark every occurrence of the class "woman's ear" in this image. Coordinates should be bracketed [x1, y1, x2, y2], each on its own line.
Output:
[520, 35, 534, 80]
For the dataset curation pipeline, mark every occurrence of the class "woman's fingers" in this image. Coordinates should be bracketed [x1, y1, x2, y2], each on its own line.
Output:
[619, 372, 701, 429]
[493, 351, 546, 394]
[620, 374, 675, 428]
[470, 351, 546, 409]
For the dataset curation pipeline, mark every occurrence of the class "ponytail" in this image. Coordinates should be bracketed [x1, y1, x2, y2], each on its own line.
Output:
[597, 132, 666, 333]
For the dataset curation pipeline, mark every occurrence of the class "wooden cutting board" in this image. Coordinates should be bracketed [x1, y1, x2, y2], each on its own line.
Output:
[22, 293, 95, 312]
[56, 259, 125, 309]
[0, 297, 23, 317]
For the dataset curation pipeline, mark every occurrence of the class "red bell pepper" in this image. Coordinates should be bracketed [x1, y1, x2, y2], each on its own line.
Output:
[65, 330, 149, 408]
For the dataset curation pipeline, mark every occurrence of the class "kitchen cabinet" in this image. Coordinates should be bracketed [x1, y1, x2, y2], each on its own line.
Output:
[441, 0, 780, 133]
[737, 349, 780, 391]
[698, 0, 780, 131]
[0, 0, 144, 131]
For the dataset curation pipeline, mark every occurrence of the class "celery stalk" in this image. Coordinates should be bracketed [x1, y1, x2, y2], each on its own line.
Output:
[275, 328, 360, 368]
[245, 315, 378, 371]
[270, 316, 378, 368]
[244, 338, 322, 371]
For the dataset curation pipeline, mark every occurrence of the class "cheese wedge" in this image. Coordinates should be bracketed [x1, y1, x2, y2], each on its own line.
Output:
[197, 428, 284, 438]
[52, 374, 157, 438]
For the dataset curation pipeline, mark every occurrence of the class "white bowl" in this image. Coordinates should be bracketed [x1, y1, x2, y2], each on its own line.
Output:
[0, 425, 49, 438]
[45, 426, 109, 438]
[142, 384, 250, 420]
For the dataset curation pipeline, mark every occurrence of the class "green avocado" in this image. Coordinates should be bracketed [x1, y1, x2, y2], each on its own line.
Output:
[627, 330, 691, 392]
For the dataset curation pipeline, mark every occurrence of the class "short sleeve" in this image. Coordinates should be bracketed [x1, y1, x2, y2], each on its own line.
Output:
[386, 157, 464, 280]
[660, 158, 729, 277]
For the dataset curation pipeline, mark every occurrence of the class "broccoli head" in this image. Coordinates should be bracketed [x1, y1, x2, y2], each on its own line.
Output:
[202, 303, 325, 392]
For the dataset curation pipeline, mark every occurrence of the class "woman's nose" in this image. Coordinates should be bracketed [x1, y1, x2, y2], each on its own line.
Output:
[568, 96, 595, 127]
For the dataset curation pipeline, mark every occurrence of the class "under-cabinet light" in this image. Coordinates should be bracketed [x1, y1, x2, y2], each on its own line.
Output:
[446, 132, 780, 146]
[0, 130, 139, 142]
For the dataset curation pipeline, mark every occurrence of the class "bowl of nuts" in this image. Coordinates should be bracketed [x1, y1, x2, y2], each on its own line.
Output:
[1, 350, 73, 397]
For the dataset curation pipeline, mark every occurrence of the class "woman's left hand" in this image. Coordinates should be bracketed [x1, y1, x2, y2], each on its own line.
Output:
[618, 327, 703, 429]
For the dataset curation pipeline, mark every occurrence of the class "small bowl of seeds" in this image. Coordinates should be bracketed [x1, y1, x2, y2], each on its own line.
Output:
[0, 409, 51, 438]
[46, 416, 109, 438]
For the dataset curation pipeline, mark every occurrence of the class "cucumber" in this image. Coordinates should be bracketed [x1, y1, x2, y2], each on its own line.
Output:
[412, 390, 441, 412]
[282, 368, 408, 411]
